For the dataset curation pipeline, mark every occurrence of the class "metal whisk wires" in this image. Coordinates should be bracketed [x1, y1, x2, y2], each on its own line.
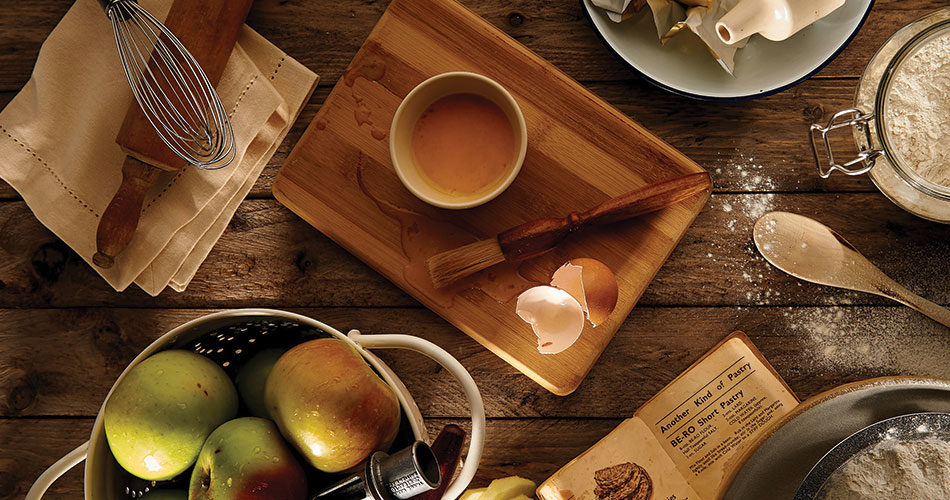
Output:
[103, 0, 235, 169]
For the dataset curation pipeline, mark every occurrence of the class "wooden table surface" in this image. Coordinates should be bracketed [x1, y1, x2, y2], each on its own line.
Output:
[1, 0, 949, 498]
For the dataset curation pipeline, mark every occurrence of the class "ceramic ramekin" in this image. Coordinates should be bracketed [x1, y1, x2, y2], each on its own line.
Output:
[390, 72, 527, 210]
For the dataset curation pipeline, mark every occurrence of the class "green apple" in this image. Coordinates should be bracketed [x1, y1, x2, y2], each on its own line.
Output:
[189, 417, 307, 500]
[265, 339, 401, 473]
[235, 348, 285, 418]
[104, 349, 238, 480]
[143, 490, 188, 500]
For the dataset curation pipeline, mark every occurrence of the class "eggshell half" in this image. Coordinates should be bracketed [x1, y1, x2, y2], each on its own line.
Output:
[569, 258, 619, 326]
[550, 262, 588, 314]
[515, 286, 585, 355]
[550, 258, 619, 327]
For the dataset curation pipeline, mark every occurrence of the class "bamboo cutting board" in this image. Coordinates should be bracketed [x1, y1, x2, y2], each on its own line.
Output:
[274, 0, 710, 395]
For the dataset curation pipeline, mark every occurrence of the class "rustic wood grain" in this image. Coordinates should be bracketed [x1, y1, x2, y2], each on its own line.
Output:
[0, 76, 893, 202]
[0, 418, 93, 500]
[1, 195, 946, 309]
[0, 0, 943, 92]
[2, 306, 948, 419]
[1, 417, 620, 500]
[2, 0, 949, 498]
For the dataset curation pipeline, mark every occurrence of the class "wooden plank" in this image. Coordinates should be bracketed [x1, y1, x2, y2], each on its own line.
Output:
[0, 0, 942, 91]
[2, 417, 621, 500]
[2, 306, 948, 419]
[0, 77, 886, 201]
[227, 0, 950, 84]
[0, 194, 946, 309]
[0, 418, 93, 500]
[0, 2, 946, 499]
[587, 78, 869, 194]
[0, 0, 73, 92]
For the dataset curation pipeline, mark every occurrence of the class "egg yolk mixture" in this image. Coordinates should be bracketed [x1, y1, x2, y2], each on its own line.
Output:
[411, 93, 515, 196]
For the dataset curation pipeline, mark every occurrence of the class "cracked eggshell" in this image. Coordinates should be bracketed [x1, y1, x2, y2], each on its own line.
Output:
[551, 258, 619, 327]
[550, 262, 588, 316]
[515, 286, 586, 355]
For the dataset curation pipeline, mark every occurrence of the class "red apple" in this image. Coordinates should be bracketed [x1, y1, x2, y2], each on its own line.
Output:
[189, 417, 306, 500]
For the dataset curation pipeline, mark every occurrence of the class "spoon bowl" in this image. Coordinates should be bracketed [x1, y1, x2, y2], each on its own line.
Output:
[754, 211, 950, 327]
[754, 212, 882, 294]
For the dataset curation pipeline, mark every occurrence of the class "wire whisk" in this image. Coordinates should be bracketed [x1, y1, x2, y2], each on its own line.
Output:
[101, 0, 235, 169]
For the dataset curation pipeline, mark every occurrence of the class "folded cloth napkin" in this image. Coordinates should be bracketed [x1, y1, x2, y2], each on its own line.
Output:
[0, 0, 318, 295]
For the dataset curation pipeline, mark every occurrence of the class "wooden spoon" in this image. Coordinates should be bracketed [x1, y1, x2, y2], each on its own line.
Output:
[753, 211, 950, 328]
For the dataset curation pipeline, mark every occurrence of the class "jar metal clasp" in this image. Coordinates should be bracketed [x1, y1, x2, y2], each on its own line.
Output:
[810, 108, 883, 178]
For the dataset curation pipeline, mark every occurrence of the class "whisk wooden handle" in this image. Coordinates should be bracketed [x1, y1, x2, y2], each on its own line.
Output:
[94, 0, 254, 268]
[115, 0, 255, 165]
[93, 157, 162, 269]
[497, 172, 710, 261]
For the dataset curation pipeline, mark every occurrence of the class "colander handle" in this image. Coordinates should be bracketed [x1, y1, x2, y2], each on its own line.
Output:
[26, 441, 88, 500]
[348, 331, 486, 500]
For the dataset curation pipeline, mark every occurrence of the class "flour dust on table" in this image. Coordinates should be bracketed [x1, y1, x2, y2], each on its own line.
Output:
[787, 306, 950, 377]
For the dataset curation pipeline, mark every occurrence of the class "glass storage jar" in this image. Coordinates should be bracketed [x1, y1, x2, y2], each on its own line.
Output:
[810, 7, 950, 223]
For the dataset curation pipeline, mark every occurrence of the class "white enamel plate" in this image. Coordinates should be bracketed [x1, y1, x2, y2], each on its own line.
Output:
[582, 0, 875, 100]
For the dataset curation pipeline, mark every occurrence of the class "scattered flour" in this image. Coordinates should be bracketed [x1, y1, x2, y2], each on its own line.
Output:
[784, 306, 950, 376]
[819, 438, 950, 500]
[725, 153, 778, 190]
[884, 32, 950, 187]
[706, 192, 778, 304]
[739, 193, 776, 220]
[716, 193, 775, 233]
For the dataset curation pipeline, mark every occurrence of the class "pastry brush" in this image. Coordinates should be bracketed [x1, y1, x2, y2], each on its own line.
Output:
[426, 172, 710, 288]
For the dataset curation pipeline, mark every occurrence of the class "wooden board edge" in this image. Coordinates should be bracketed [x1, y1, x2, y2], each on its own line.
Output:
[273, 0, 716, 397]
[548, 185, 712, 396]
[272, 129, 713, 399]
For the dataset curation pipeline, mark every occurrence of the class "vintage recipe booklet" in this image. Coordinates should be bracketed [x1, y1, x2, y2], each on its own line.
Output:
[538, 332, 798, 500]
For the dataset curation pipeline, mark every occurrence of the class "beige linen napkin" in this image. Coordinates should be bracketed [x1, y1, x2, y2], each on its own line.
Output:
[0, 0, 318, 296]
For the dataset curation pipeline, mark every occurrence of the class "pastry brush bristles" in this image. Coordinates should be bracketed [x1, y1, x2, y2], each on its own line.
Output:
[426, 238, 506, 288]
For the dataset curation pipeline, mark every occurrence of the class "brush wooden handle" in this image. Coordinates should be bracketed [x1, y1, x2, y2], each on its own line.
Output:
[93, 157, 162, 268]
[497, 172, 710, 261]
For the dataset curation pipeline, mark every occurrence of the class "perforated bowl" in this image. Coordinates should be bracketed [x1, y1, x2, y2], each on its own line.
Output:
[26, 309, 485, 500]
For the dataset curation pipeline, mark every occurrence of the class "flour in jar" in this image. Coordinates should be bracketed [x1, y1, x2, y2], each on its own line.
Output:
[818, 438, 950, 500]
[884, 31, 950, 187]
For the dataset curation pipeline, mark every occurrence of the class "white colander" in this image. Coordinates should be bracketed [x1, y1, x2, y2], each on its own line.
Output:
[26, 309, 485, 500]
